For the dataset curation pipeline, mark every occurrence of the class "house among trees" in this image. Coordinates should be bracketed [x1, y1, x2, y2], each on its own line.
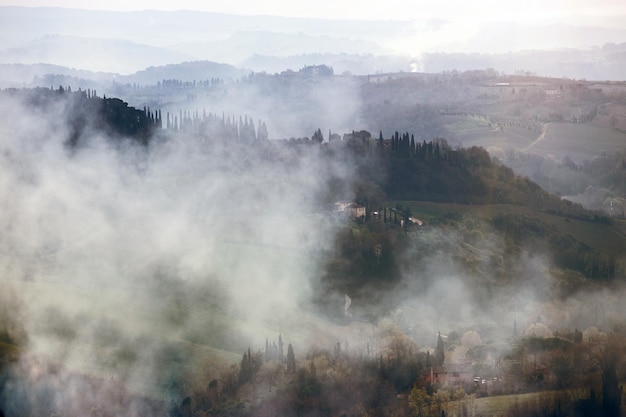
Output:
[334, 201, 366, 218]
[421, 332, 472, 387]
[422, 364, 474, 387]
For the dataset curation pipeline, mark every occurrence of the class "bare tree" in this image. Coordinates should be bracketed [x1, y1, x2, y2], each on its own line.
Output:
[587, 333, 624, 417]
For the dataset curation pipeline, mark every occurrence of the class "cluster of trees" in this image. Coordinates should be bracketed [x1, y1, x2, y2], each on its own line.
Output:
[157, 77, 224, 89]
[384, 131, 447, 161]
[170, 330, 626, 417]
[172, 335, 429, 417]
[2, 87, 271, 146]
[164, 110, 269, 142]
[360, 129, 610, 223]
[502, 149, 626, 216]
[244, 64, 334, 82]
[8, 86, 161, 145]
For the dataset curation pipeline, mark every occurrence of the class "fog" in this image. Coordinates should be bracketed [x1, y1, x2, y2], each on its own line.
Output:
[158, 72, 364, 140]
[371, 217, 626, 360]
[1, 89, 625, 415]
[0, 91, 361, 410]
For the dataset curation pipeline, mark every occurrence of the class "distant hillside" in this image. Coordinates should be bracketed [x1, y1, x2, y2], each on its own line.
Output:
[0, 35, 192, 74]
[118, 61, 250, 85]
[3, 87, 622, 285]
[361, 135, 606, 223]
[173, 31, 389, 65]
[0, 61, 249, 90]
[2, 7, 626, 79]
[420, 43, 626, 81]
[326, 135, 624, 291]
[0, 63, 116, 88]
[240, 53, 415, 75]
[0, 87, 160, 145]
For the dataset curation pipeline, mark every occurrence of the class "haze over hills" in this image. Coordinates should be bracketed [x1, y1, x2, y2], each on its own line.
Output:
[1, 6, 626, 79]
[1, 86, 625, 416]
[2, 4, 626, 416]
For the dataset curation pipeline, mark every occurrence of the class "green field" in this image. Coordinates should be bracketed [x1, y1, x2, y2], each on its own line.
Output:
[472, 390, 587, 417]
[444, 115, 539, 151]
[443, 118, 626, 164]
[398, 201, 626, 260]
[526, 122, 626, 163]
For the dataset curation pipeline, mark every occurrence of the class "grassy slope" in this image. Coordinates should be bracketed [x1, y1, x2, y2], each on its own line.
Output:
[443, 114, 539, 150]
[399, 201, 626, 260]
[472, 390, 586, 417]
[523, 122, 626, 163]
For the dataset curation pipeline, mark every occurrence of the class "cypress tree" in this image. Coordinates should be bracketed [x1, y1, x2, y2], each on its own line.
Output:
[436, 332, 445, 366]
[287, 344, 296, 373]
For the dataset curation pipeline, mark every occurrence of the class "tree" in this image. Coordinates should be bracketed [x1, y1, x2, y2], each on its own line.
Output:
[312, 128, 324, 144]
[287, 344, 296, 373]
[239, 351, 252, 384]
[404, 206, 412, 225]
[409, 386, 430, 417]
[436, 332, 445, 366]
[433, 389, 450, 417]
[257, 120, 269, 140]
[588, 334, 624, 417]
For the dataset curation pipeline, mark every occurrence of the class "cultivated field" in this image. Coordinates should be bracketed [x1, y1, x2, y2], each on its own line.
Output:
[524, 122, 626, 163]
[472, 390, 588, 417]
[399, 201, 626, 259]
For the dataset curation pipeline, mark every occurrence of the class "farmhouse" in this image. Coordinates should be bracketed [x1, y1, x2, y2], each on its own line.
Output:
[408, 216, 423, 226]
[334, 201, 366, 218]
[422, 364, 473, 387]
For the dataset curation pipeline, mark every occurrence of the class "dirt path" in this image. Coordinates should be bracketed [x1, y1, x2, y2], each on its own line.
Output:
[522, 123, 549, 152]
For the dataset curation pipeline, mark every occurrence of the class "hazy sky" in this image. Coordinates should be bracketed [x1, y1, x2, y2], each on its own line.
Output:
[2, 0, 626, 22]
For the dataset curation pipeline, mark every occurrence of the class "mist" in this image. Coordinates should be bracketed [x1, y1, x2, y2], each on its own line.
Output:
[365, 215, 626, 358]
[0, 90, 362, 412]
[157, 71, 364, 140]
[1, 86, 626, 415]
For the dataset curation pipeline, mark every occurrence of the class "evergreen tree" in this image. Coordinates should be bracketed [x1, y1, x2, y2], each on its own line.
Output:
[239, 351, 251, 383]
[287, 344, 296, 373]
[312, 128, 324, 144]
[404, 206, 412, 224]
[436, 332, 445, 366]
